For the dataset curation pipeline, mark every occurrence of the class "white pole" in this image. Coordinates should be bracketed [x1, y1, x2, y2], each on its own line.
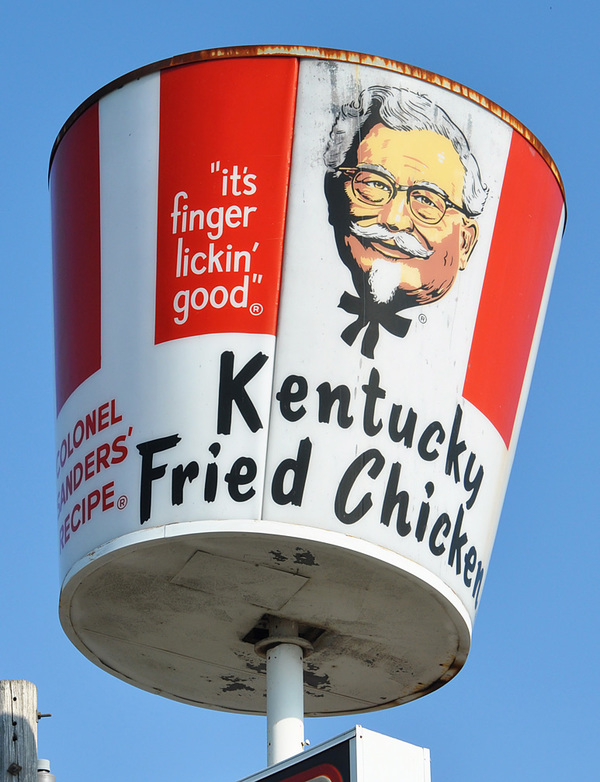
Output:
[261, 618, 306, 767]
[266, 642, 304, 766]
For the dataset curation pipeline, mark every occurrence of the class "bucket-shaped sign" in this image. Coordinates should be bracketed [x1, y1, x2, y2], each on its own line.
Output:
[51, 47, 565, 715]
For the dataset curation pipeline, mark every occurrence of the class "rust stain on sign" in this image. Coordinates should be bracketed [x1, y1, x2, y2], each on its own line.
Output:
[49, 45, 564, 203]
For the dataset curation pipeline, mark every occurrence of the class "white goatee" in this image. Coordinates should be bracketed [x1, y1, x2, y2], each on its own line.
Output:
[369, 259, 403, 304]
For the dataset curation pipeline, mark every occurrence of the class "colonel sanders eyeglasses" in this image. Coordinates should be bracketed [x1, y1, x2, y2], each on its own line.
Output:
[338, 166, 471, 225]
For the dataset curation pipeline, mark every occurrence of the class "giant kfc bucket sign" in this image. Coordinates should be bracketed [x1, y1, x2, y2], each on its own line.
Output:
[51, 47, 565, 715]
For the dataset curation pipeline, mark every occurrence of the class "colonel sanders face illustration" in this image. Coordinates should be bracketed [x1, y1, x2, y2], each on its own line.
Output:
[324, 86, 487, 358]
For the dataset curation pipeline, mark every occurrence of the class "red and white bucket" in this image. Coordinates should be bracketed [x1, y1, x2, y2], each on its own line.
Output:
[51, 47, 565, 715]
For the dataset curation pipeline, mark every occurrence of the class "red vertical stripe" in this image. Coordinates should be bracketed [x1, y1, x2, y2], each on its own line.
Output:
[155, 57, 298, 344]
[51, 104, 102, 413]
[463, 131, 564, 447]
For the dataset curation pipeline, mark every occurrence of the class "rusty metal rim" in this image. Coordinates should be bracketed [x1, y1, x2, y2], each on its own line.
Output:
[48, 44, 565, 204]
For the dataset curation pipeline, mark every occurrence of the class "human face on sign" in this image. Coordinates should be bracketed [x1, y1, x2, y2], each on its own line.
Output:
[339, 125, 479, 306]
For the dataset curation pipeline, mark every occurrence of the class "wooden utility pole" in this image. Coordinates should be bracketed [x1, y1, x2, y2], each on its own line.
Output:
[0, 681, 38, 782]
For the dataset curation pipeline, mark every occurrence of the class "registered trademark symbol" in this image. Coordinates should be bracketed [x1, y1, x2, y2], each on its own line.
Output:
[418, 314, 427, 324]
[249, 302, 263, 316]
[117, 495, 128, 510]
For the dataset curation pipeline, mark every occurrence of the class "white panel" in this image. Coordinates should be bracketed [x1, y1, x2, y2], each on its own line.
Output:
[356, 727, 431, 782]
[262, 59, 515, 621]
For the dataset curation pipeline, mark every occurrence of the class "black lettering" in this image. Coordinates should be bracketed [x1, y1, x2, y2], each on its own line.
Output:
[464, 453, 484, 509]
[463, 545, 477, 587]
[276, 375, 308, 422]
[447, 505, 468, 575]
[388, 404, 417, 445]
[316, 382, 353, 428]
[381, 462, 410, 536]
[204, 442, 221, 502]
[472, 561, 485, 607]
[362, 368, 386, 436]
[445, 405, 467, 483]
[429, 513, 451, 556]
[335, 449, 384, 524]
[225, 457, 257, 502]
[417, 421, 445, 461]
[271, 437, 313, 507]
[217, 351, 269, 434]
[137, 434, 181, 523]
[171, 461, 200, 505]
[415, 481, 435, 542]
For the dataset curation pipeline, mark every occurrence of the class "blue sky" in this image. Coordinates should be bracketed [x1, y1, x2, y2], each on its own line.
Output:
[1, 2, 598, 780]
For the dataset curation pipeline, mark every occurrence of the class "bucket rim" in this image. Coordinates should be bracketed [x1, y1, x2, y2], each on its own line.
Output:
[48, 44, 565, 206]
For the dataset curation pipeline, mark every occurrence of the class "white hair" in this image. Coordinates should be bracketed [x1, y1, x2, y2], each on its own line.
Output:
[324, 85, 488, 216]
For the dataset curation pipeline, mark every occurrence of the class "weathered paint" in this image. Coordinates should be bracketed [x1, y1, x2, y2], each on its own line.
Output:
[51, 49, 565, 716]
[49, 45, 564, 205]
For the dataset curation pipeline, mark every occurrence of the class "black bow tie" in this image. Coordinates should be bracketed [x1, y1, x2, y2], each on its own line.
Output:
[338, 290, 412, 358]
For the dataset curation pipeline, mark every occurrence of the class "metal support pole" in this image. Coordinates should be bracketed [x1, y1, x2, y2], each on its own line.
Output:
[266, 641, 304, 765]
[255, 618, 312, 767]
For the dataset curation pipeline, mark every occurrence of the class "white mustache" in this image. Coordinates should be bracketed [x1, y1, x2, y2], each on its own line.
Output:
[350, 223, 433, 260]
